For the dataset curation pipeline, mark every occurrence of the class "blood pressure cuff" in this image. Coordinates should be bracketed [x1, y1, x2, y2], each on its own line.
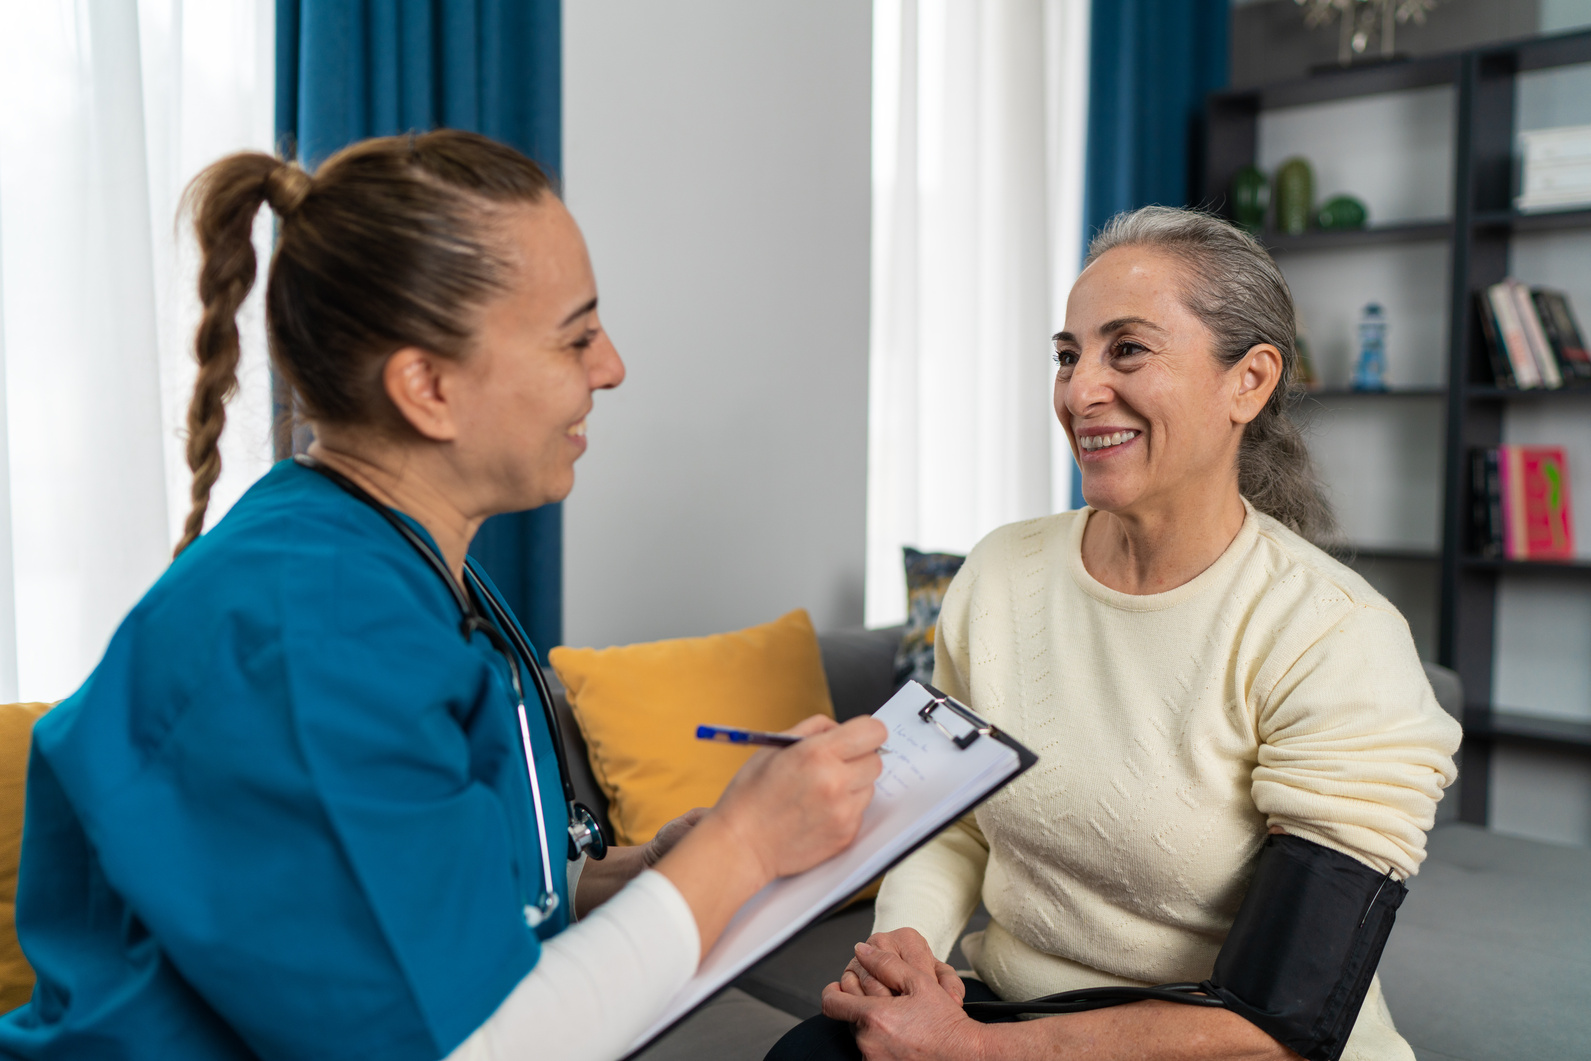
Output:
[1203, 833, 1407, 1061]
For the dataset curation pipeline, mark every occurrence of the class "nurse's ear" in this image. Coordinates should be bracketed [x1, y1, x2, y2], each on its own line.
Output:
[382, 347, 460, 442]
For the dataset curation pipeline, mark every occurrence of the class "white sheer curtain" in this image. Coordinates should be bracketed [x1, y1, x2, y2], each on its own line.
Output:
[865, 0, 1090, 627]
[0, 0, 275, 702]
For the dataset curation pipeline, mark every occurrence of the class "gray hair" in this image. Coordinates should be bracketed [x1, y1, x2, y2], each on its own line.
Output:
[1085, 206, 1338, 546]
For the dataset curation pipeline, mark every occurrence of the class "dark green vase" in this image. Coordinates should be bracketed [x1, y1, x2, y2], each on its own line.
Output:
[1316, 194, 1368, 230]
[1274, 157, 1314, 236]
[1229, 165, 1269, 234]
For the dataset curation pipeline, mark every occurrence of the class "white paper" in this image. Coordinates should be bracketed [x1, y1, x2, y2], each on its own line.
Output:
[624, 681, 1024, 1055]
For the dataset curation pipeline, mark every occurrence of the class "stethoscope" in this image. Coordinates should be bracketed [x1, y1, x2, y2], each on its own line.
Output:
[295, 456, 607, 929]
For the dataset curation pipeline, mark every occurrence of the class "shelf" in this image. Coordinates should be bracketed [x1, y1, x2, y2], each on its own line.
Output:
[1212, 27, 1591, 115]
[1217, 54, 1460, 111]
[1301, 386, 1446, 399]
[1473, 207, 1591, 234]
[1264, 220, 1450, 253]
[1463, 707, 1591, 754]
[1483, 25, 1591, 75]
[1461, 555, 1591, 573]
[1343, 546, 1440, 564]
[1466, 384, 1591, 401]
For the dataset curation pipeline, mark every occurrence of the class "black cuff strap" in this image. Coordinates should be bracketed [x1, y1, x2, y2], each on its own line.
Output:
[961, 834, 1406, 1061]
[1205, 833, 1405, 1061]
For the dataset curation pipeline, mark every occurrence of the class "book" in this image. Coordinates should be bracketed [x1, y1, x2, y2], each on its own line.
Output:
[1486, 283, 1543, 388]
[1509, 279, 1563, 388]
[1517, 124, 1591, 211]
[1531, 289, 1591, 382]
[1495, 445, 1574, 560]
[1471, 448, 1503, 557]
[1476, 293, 1515, 388]
[624, 682, 1036, 1055]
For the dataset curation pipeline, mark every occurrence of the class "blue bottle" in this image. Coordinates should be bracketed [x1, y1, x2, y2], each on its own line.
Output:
[1352, 303, 1388, 391]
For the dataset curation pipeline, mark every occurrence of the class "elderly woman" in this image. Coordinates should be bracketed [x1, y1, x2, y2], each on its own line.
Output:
[771, 206, 1462, 1061]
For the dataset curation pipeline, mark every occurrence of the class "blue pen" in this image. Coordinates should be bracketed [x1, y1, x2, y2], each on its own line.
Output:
[696, 725, 891, 753]
[695, 725, 801, 748]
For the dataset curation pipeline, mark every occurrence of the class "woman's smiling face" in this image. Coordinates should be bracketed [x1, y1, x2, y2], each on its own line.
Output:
[1053, 246, 1253, 516]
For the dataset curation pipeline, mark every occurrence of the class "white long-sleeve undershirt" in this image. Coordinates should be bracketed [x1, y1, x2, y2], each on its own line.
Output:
[444, 870, 699, 1061]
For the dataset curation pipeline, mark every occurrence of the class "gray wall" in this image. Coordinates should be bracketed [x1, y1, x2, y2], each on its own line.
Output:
[561, 2, 872, 649]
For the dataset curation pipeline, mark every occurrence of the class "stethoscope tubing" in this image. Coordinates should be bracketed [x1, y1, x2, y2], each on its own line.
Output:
[293, 455, 597, 926]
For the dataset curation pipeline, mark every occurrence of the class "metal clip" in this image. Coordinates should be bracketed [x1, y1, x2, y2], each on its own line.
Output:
[918, 690, 991, 750]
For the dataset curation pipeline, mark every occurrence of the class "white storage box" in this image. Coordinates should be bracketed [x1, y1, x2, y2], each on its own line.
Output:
[1517, 124, 1591, 211]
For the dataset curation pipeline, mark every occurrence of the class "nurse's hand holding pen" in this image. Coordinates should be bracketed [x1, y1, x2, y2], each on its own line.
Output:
[641, 714, 887, 957]
[576, 714, 887, 951]
[571, 715, 886, 931]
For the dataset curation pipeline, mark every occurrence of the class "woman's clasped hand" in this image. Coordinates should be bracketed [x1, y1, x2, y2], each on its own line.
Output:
[825, 930, 979, 1058]
[822, 929, 1293, 1061]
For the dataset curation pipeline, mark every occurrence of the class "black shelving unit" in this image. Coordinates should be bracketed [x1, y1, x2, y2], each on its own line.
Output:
[1302, 387, 1448, 398]
[1263, 219, 1452, 253]
[1204, 27, 1591, 827]
[1461, 556, 1591, 573]
[1351, 546, 1442, 564]
[1467, 385, 1591, 401]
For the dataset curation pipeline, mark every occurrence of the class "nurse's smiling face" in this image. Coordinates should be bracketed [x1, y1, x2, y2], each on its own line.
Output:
[446, 198, 624, 513]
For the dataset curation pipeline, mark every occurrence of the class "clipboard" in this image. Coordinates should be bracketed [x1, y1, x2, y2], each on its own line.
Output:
[623, 681, 1037, 1056]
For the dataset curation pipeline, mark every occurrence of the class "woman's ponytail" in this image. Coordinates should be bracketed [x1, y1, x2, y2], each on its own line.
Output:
[174, 131, 553, 556]
[174, 154, 308, 556]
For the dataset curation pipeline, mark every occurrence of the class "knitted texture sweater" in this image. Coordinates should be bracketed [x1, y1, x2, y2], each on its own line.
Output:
[873, 503, 1462, 1060]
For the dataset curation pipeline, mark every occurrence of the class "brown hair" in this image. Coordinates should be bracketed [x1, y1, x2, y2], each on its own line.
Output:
[1085, 206, 1339, 546]
[175, 130, 555, 555]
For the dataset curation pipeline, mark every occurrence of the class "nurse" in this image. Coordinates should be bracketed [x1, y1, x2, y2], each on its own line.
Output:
[0, 130, 886, 1060]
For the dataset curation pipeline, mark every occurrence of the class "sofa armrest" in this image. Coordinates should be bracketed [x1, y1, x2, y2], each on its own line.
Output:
[816, 625, 906, 722]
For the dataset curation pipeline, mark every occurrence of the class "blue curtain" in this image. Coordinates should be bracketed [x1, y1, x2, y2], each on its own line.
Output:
[276, 0, 563, 657]
[1073, 0, 1229, 508]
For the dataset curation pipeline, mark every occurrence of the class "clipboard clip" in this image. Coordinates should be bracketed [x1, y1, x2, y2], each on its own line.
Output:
[918, 688, 993, 750]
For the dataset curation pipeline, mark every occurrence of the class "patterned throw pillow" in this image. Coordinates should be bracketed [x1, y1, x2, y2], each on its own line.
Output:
[893, 547, 967, 686]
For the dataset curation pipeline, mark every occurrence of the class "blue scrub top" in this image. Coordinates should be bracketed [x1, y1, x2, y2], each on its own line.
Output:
[0, 460, 570, 1060]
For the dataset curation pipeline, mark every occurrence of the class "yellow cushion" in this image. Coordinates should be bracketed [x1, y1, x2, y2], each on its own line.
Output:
[0, 702, 51, 1014]
[550, 609, 834, 847]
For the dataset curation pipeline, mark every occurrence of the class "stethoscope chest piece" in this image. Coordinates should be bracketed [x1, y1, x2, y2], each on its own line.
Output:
[569, 803, 607, 861]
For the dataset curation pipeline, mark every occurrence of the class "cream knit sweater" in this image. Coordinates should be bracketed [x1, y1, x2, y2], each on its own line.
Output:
[874, 503, 1462, 1061]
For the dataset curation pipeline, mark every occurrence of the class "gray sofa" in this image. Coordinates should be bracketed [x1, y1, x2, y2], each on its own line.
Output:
[548, 628, 1591, 1061]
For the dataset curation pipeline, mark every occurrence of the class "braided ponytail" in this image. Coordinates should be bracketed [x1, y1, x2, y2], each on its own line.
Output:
[175, 155, 309, 556]
[176, 131, 553, 556]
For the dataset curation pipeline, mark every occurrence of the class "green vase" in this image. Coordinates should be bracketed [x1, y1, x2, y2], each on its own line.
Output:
[1274, 157, 1314, 236]
[1316, 194, 1368, 230]
[1229, 165, 1270, 234]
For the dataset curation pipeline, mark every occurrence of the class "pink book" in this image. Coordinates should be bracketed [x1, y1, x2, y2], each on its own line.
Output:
[1519, 446, 1574, 559]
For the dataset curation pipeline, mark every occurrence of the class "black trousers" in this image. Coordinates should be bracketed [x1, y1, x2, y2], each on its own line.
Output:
[764, 978, 1016, 1061]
